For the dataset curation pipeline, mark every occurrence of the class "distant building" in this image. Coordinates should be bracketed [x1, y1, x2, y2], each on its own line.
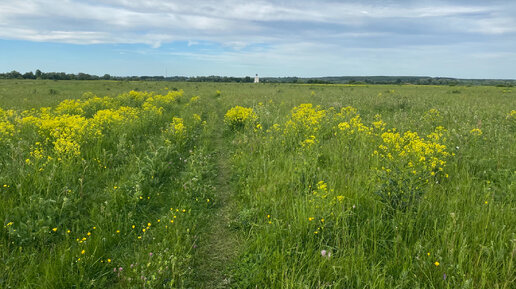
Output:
[254, 74, 259, 83]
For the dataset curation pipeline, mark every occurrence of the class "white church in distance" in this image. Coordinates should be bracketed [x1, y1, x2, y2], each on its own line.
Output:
[254, 74, 259, 83]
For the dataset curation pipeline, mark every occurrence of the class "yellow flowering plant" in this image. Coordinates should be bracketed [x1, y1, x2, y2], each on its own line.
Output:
[224, 106, 257, 130]
[374, 126, 450, 209]
[284, 103, 326, 136]
[0, 119, 14, 146]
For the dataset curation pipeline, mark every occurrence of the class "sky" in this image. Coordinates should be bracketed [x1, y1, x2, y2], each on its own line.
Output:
[0, 0, 515, 78]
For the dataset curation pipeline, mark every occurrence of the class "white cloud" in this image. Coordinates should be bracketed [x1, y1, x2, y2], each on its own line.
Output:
[0, 0, 514, 47]
[468, 17, 516, 34]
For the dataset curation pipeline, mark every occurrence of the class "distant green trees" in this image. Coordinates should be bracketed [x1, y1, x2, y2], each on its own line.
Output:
[0, 70, 514, 86]
[0, 70, 256, 83]
[0, 70, 99, 80]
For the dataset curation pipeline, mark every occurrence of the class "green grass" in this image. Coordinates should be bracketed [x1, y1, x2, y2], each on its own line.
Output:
[1, 80, 515, 288]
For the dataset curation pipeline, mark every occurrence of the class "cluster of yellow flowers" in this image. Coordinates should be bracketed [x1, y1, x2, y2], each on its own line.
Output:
[92, 106, 140, 131]
[426, 126, 447, 142]
[236, 103, 454, 210]
[142, 90, 183, 111]
[371, 114, 387, 132]
[20, 113, 96, 157]
[250, 104, 450, 177]
[53, 90, 181, 118]
[163, 117, 186, 143]
[246, 104, 373, 151]
[284, 104, 326, 135]
[54, 99, 85, 115]
[422, 108, 442, 123]
[55, 96, 115, 117]
[171, 117, 185, 136]
[307, 180, 349, 235]
[309, 181, 331, 235]
[1, 90, 185, 161]
[285, 104, 372, 137]
[371, 125, 451, 208]
[337, 114, 372, 136]
[301, 135, 317, 147]
[224, 106, 257, 129]
[189, 96, 200, 103]
[377, 128, 449, 177]
[0, 109, 15, 144]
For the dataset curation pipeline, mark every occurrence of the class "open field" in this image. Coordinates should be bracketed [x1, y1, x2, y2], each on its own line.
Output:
[1, 80, 515, 288]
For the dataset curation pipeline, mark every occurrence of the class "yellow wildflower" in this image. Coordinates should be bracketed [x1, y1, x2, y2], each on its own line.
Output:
[470, 128, 482, 136]
[224, 106, 257, 129]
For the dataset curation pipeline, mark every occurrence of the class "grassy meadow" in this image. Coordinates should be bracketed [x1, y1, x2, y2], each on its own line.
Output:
[1, 80, 515, 288]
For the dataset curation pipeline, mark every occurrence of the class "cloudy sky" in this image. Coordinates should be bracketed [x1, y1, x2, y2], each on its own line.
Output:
[1, 0, 515, 78]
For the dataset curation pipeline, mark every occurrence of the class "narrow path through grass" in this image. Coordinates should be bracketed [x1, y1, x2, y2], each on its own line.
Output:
[192, 108, 241, 288]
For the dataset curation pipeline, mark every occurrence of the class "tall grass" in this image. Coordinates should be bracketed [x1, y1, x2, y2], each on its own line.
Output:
[1, 80, 515, 288]
[223, 86, 515, 288]
[1, 89, 216, 287]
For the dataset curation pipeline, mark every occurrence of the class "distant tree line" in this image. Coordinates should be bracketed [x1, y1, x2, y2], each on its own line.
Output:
[262, 76, 515, 86]
[0, 70, 113, 80]
[1, 70, 514, 86]
[0, 70, 254, 83]
[186, 76, 254, 82]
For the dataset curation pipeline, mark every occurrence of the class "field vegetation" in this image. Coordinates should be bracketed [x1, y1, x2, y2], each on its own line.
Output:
[1, 80, 515, 288]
